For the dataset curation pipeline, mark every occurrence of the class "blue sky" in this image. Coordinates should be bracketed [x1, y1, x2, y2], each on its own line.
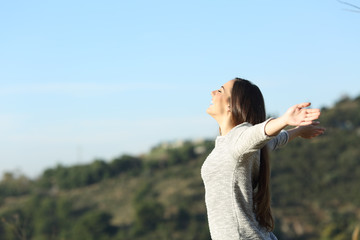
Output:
[1, 0, 359, 178]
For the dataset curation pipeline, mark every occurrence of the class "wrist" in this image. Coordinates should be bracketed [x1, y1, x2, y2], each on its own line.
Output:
[293, 126, 302, 137]
[287, 126, 302, 142]
[277, 115, 288, 129]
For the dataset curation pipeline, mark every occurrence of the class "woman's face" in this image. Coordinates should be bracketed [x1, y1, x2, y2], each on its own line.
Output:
[206, 80, 235, 118]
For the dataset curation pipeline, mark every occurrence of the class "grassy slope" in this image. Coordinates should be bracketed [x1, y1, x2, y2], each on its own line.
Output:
[0, 95, 359, 240]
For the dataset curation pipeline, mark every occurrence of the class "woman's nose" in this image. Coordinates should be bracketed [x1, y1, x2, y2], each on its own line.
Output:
[211, 90, 215, 96]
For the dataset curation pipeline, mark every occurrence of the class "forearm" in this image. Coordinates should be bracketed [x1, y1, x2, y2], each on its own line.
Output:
[267, 130, 289, 151]
[264, 116, 288, 137]
[286, 127, 302, 142]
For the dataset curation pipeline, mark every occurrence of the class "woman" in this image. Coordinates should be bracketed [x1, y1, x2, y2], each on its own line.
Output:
[201, 78, 323, 240]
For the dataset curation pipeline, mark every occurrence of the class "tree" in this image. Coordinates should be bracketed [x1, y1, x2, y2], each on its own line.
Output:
[133, 201, 164, 234]
[110, 155, 142, 175]
[72, 211, 116, 240]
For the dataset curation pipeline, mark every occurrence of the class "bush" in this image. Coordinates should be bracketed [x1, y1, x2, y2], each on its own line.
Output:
[72, 211, 116, 240]
[132, 201, 165, 235]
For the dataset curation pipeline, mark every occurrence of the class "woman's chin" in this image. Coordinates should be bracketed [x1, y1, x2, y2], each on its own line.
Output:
[206, 107, 214, 116]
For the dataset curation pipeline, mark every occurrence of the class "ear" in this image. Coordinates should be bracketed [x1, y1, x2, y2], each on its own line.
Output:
[227, 98, 232, 112]
[227, 105, 231, 112]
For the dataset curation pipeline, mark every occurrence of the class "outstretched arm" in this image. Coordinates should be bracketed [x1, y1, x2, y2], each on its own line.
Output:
[267, 122, 325, 151]
[265, 102, 321, 137]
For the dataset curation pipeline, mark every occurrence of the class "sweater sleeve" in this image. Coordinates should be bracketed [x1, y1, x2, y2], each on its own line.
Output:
[232, 118, 275, 158]
[267, 130, 289, 151]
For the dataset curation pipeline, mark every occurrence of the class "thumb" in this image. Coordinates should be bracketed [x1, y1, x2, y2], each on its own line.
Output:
[296, 102, 311, 109]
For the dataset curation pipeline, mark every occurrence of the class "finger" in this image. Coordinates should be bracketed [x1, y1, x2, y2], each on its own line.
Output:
[304, 116, 320, 122]
[305, 112, 321, 119]
[299, 119, 323, 126]
[305, 109, 321, 114]
[299, 121, 314, 126]
[311, 121, 320, 125]
[312, 129, 325, 135]
[296, 102, 311, 109]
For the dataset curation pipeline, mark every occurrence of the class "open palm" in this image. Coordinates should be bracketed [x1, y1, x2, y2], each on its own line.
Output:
[284, 103, 321, 126]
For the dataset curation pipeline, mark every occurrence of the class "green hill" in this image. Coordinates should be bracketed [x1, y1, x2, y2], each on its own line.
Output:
[0, 95, 359, 240]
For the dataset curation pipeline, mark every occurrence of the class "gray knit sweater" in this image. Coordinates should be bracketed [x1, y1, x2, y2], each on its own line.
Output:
[201, 119, 288, 240]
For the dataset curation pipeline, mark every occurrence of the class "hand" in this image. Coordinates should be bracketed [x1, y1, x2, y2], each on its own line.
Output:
[297, 121, 325, 139]
[264, 102, 321, 137]
[282, 102, 321, 127]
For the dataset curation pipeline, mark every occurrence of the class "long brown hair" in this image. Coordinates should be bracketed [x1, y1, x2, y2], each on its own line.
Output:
[230, 78, 274, 231]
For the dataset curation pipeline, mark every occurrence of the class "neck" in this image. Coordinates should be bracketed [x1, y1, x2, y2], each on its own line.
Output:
[217, 117, 235, 136]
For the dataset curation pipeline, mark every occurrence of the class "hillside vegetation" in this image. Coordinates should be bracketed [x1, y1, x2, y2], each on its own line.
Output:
[0, 95, 359, 240]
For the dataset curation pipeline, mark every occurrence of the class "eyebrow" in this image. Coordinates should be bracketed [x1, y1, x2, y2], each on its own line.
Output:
[221, 86, 225, 93]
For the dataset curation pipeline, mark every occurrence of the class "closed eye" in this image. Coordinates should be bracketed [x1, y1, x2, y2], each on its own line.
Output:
[220, 86, 225, 93]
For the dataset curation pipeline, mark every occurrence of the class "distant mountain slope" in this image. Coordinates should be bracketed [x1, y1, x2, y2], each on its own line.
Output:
[0, 95, 359, 240]
[271, 95, 360, 239]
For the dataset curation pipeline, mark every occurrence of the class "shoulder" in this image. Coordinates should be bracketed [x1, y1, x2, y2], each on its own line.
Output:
[229, 119, 275, 158]
[226, 122, 252, 152]
[229, 122, 253, 137]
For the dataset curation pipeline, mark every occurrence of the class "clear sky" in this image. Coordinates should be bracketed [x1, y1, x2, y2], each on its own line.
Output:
[1, 0, 359, 178]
